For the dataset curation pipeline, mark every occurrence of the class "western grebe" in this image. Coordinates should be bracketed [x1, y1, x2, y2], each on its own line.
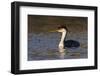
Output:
[50, 25, 80, 52]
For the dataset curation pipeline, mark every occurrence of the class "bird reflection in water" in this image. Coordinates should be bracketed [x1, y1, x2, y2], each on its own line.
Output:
[59, 48, 66, 59]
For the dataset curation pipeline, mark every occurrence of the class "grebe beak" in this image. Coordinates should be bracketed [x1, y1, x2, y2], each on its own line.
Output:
[49, 30, 58, 32]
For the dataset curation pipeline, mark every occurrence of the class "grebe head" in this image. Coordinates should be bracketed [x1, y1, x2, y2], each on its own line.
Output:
[57, 25, 68, 33]
[49, 24, 68, 33]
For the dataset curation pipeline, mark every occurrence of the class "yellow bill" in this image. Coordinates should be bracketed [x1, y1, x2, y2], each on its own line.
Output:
[49, 30, 58, 32]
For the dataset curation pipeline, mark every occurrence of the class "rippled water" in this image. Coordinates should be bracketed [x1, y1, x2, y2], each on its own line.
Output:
[28, 32, 88, 61]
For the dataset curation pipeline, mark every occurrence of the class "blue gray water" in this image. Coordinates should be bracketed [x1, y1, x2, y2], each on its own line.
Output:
[28, 32, 87, 61]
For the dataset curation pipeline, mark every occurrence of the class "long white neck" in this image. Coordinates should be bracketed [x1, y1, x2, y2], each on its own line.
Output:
[59, 31, 66, 49]
[60, 31, 66, 43]
[58, 31, 67, 52]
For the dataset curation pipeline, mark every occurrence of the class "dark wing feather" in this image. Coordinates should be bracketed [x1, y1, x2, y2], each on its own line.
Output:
[64, 40, 80, 48]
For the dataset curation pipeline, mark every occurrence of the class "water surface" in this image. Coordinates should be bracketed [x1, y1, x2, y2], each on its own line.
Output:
[28, 32, 87, 61]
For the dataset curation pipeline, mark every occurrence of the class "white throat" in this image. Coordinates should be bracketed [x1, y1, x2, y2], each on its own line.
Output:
[58, 31, 66, 49]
